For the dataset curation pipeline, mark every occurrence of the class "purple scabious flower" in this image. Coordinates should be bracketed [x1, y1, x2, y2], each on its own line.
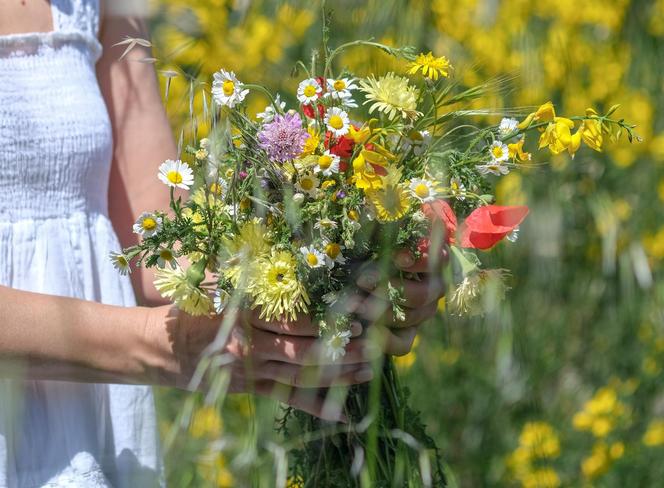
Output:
[258, 112, 308, 163]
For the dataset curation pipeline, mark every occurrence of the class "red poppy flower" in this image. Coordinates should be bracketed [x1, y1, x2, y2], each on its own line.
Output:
[325, 133, 354, 158]
[302, 103, 325, 119]
[422, 199, 458, 246]
[460, 205, 529, 250]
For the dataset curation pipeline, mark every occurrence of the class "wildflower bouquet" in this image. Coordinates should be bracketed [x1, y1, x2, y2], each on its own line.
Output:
[112, 23, 638, 487]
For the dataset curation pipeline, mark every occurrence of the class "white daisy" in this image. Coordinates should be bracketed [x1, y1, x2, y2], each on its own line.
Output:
[213, 288, 230, 314]
[110, 252, 131, 275]
[300, 245, 325, 269]
[489, 140, 510, 163]
[450, 177, 466, 201]
[156, 248, 178, 269]
[498, 117, 519, 136]
[409, 178, 437, 203]
[325, 330, 352, 362]
[257, 94, 286, 123]
[132, 212, 163, 237]
[477, 162, 510, 176]
[323, 241, 346, 268]
[325, 77, 359, 107]
[296, 78, 322, 105]
[212, 69, 249, 108]
[402, 130, 432, 156]
[507, 227, 520, 243]
[324, 107, 350, 137]
[314, 151, 340, 176]
[158, 159, 194, 190]
[295, 173, 319, 197]
[314, 218, 338, 231]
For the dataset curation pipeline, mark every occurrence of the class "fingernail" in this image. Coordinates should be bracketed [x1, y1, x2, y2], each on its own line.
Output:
[355, 368, 374, 382]
[357, 272, 378, 290]
[350, 321, 363, 337]
[396, 251, 415, 268]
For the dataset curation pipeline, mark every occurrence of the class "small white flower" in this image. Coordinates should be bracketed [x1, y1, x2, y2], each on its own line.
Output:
[477, 162, 510, 176]
[257, 94, 286, 123]
[296, 78, 322, 105]
[325, 77, 359, 108]
[314, 218, 338, 231]
[156, 248, 178, 269]
[293, 192, 305, 204]
[409, 178, 437, 202]
[402, 130, 431, 156]
[325, 330, 352, 362]
[213, 288, 230, 314]
[411, 210, 427, 223]
[324, 107, 350, 137]
[199, 138, 210, 149]
[322, 241, 346, 268]
[133, 212, 162, 237]
[498, 117, 519, 136]
[158, 159, 194, 190]
[300, 245, 325, 268]
[212, 69, 249, 108]
[489, 140, 509, 163]
[314, 151, 340, 176]
[110, 252, 131, 275]
[450, 177, 466, 200]
[295, 173, 319, 197]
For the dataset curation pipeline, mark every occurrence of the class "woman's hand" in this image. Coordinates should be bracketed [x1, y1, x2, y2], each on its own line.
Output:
[353, 246, 448, 356]
[144, 305, 372, 420]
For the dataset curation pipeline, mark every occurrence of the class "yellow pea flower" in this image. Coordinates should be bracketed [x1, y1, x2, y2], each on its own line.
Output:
[539, 117, 574, 155]
[518, 101, 557, 130]
[351, 153, 383, 190]
[579, 108, 603, 152]
[508, 137, 532, 162]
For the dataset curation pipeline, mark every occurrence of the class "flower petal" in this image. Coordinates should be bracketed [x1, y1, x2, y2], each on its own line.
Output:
[460, 205, 529, 249]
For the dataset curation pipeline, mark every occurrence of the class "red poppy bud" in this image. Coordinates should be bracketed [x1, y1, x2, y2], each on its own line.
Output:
[460, 205, 529, 250]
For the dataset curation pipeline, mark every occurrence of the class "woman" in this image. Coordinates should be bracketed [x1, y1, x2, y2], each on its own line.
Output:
[0, 1, 445, 486]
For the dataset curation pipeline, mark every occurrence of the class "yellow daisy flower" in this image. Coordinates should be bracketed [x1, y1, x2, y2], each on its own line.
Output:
[407, 52, 451, 80]
[359, 73, 421, 121]
[154, 267, 212, 316]
[220, 219, 271, 287]
[365, 166, 412, 222]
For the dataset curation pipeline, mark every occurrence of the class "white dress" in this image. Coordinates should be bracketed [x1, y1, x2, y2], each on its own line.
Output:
[0, 1, 163, 487]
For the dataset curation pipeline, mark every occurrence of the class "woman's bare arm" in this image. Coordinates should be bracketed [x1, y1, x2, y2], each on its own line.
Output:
[97, 13, 178, 306]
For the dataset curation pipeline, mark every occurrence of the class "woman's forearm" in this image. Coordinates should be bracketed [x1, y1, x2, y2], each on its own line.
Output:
[0, 285, 174, 384]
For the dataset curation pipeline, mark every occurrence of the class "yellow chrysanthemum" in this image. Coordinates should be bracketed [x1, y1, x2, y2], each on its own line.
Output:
[365, 166, 412, 222]
[220, 219, 271, 287]
[407, 52, 451, 80]
[154, 267, 212, 316]
[359, 73, 421, 120]
[248, 250, 310, 321]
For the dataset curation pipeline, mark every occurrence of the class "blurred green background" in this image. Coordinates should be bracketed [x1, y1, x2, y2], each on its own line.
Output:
[147, 0, 664, 486]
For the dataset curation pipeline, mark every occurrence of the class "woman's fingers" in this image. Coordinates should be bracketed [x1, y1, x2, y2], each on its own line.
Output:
[254, 380, 347, 422]
[366, 324, 418, 357]
[394, 245, 450, 274]
[356, 272, 445, 308]
[245, 310, 363, 338]
[352, 298, 438, 328]
[258, 361, 373, 388]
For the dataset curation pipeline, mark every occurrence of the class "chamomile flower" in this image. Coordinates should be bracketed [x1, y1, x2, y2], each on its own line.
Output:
[300, 245, 325, 268]
[450, 177, 466, 200]
[314, 151, 341, 176]
[477, 162, 510, 176]
[325, 78, 359, 107]
[409, 178, 437, 203]
[314, 218, 338, 231]
[498, 117, 519, 136]
[132, 212, 163, 237]
[110, 252, 131, 275]
[324, 330, 352, 362]
[212, 69, 249, 108]
[489, 141, 510, 163]
[295, 173, 320, 197]
[257, 94, 286, 123]
[158, 159, 194, 190]
[324, 107, 350, 137]
[156, 248, 178, 269]
[296, 78, 322, 104]
[213, 288, 230, 314]
[402, 130, 432, 156]
[323, 241, 346, 268]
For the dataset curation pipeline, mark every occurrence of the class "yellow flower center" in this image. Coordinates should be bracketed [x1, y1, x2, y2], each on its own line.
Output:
[333, 79, 346, 91]
[304, 85, 317, 97]
[225, 168, 234, 178]
[142, 217, 157, 230]
[306, 253, 319, 266]
[348, 209, 359, 221]
[328, 115, 344, 130]
[117, 256, 128, 266]
[414, 183, 430, 198]
[300, 178, 314, 190]
[209, 183, 224, 195]
[492, 146, 505, 159]
[167, 171, 183, 184]
[160, 249, 173, 261]
[318, 155, 333, 170]
[321, 180, 336, 190]
[325, 243, 341, 259]
[222, 80, 235, 96]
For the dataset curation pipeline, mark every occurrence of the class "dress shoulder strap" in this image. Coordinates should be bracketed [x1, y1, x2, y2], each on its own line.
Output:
[50, 0, 100, 39]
